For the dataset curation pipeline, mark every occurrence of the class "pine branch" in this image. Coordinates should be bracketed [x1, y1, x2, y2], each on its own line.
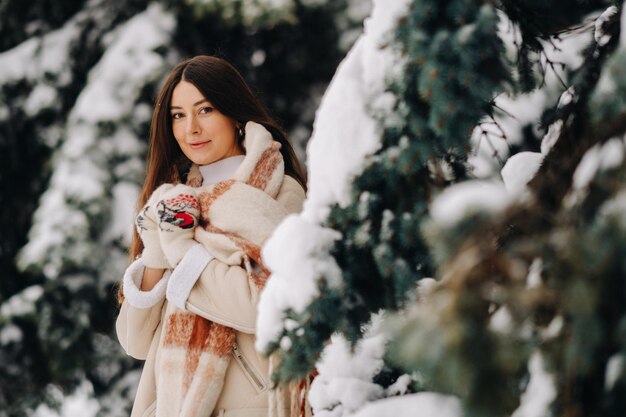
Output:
[527, 7, 621, 212]
[390, 6, 626, 416]
[498, 0, 610, 91]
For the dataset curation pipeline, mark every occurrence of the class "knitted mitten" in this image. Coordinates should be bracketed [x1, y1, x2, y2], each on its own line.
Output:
[135, 183, 174, 269]
[156, 184, 200, 268]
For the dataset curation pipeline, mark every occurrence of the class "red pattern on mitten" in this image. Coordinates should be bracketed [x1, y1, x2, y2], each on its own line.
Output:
[156, 185, 201, 268]
[157, 193, 200, 231]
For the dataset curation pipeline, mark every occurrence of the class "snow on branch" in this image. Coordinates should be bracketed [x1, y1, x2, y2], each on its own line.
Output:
[17, 4, 176, 279]
[256, 0, 409, 352]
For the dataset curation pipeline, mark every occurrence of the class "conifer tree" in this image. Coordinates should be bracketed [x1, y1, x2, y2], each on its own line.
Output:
[261, 1, 626, 416]
[267, 0, 516, 381]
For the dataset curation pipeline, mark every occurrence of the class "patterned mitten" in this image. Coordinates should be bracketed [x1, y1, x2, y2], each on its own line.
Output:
[156, 184, 201, 268]
[135, 183, 174, 269]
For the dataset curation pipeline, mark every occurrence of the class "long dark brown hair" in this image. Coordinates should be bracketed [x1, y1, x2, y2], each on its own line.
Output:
[118, 55, 307, 303]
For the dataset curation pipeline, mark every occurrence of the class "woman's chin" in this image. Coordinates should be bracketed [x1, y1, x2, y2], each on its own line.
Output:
[183, 152, 216, 166]
[191, 157, 216, 166]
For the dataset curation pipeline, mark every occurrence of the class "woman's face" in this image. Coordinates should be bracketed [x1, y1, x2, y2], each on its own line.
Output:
[170, 80, 244, 165]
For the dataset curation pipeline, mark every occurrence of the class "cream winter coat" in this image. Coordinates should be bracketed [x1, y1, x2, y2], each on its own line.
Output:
[116, 175, 305, 417]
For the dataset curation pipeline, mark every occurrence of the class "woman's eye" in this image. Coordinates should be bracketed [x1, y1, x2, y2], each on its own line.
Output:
[199, 106, 213, 114]
[171, 113, 183, 120]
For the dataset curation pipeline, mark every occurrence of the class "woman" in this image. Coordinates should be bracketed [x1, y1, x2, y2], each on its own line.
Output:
[115, 55, 308, 417]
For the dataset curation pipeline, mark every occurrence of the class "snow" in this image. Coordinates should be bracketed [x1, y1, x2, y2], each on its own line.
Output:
[457, 23, 476, 45]
[256, 216, 342, 350]
[0, 0, 92, 125]
[605, 354, 624, 391]
[0, 323, 23, 345]
[34, 380, 99, 417]
[380, 209, 394, 241]
[106, 182, 141, 247]
[257, 0, 409, 352]
[345, 392, 462, 417]
[109, 127, 148, 159]
[385, 374, 412, 396]
[416, 277, 437, 299]
[0, 285, 44, 318]
[540, 316, 564, 340]
[557, 86, 576, 108]
[308, 317, 388, 417]
[595, 6, 618, 47]
[24, 84, 59, 116]
[0, 13, 78, 85]
[304, 0, 408, 220]
[540, 120, 563, 155]
[501, 152, 543, 198]
[54, 157, 108, 200]
[305, 43, 377, 216]
[429, 181, 511, 227]
[17, 187, 90, 279]
[489, 306, 514, 335]
[539, 24, 593, 74]
[526, 258, 543, 288]
[571, 137, 625, 192]
[468, 89, 544, 179]
[17, 3, 176, 278]
[71, 4, 176, 124]
[303, 41, 379, 218]
[469, 13, 593, 178]
[512, 352, 556, 417]
[251, 49, 266, 66]
[496, 10, 522, 65]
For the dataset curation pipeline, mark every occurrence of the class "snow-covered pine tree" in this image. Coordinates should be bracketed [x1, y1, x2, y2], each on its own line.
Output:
[1, 1, 162, 414]
[260, 0, 514, 380]
[258, 0, 626, 416]
[390, 3, 626, 417]
[1, 0, 367, 415]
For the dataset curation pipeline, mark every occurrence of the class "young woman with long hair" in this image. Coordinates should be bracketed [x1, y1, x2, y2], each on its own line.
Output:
[116, 55, 308, 417]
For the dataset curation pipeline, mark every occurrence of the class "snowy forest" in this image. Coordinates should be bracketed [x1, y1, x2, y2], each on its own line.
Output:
[3, 0, 626, 416]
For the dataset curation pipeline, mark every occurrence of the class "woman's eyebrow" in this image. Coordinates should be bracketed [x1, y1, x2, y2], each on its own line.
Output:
[170, 99, 210, 110]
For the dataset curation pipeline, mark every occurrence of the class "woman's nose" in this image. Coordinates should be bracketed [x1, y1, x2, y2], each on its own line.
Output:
[185, 115, 200, 134]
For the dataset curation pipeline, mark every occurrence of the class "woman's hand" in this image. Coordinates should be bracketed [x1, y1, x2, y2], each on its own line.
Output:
[135, 183, 174, 269]
[156, 184, 201, 268]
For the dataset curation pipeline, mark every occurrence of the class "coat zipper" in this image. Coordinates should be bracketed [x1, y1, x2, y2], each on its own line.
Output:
[232, 343, 266, 392]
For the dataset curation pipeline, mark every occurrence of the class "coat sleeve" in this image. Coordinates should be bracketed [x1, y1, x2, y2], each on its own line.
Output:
[171, 176, 306, 334]
[115, 258, 169, 359]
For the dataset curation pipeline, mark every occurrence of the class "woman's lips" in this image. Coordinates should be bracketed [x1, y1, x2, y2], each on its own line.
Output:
[189, 140, 210, 149]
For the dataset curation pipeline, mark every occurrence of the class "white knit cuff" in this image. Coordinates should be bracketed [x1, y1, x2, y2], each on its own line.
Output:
[166, 244, 214, 311]
[123, 258, 171, 309]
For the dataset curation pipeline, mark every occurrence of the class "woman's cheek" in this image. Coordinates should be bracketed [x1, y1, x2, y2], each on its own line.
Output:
[172, 124, 184, 143]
